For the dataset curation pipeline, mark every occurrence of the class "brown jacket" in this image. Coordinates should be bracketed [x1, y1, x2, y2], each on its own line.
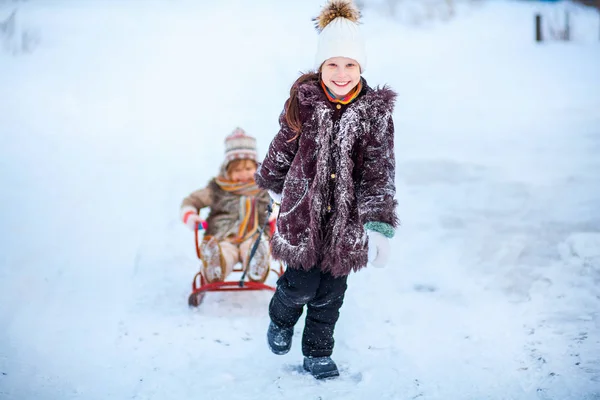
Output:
[181, 179, 273, 240]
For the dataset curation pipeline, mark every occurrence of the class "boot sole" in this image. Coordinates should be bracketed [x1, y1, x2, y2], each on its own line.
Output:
[268, 345, 291, 355]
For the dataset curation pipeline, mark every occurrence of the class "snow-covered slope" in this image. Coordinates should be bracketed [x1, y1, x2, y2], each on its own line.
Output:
[1, 1, 599, 399]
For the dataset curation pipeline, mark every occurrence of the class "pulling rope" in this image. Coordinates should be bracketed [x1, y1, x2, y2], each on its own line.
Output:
[239, 198, 274, 287]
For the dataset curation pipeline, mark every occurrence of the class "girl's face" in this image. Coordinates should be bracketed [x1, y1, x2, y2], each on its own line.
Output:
[320, 57, 361, 98]
[228, 160, 257, 182]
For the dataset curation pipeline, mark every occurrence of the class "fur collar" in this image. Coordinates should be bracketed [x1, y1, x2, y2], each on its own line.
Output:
[297, 77, 397, 117]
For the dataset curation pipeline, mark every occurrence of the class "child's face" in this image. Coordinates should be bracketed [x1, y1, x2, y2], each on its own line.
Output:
[228, 160, 257, 183]
[321, 57, 361, 98]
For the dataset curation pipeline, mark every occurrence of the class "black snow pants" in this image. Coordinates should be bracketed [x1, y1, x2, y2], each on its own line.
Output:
[269, 266, 348, 358]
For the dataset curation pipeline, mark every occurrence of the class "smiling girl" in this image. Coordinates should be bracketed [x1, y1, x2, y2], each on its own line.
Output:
[255, 0, 399, 379]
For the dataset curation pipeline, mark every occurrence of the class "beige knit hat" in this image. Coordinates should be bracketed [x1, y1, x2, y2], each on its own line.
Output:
[224, 127, 258, 164]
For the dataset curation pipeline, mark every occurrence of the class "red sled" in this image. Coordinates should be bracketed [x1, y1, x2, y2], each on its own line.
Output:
[188, 224, 284, 307]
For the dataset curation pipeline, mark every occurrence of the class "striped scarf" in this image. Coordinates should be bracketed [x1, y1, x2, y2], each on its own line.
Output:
[321, 79, 363, 104]
[215, 177, 261, 242]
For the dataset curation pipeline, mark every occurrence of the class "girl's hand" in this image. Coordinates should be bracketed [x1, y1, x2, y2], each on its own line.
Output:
[181, 206, 207, 231]
[367, 231, 390, 268]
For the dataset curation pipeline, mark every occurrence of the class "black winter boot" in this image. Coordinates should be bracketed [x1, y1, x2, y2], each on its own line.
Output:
[303, 356, 339, 379]
[267, 321, 293, 355]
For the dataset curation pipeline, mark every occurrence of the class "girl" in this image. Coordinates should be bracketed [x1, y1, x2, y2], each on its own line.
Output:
[255, 0, 398, 379]
[181, 127, 274, 284]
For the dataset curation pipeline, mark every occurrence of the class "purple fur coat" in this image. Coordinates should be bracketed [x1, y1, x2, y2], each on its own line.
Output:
[255, 77, 398, 277]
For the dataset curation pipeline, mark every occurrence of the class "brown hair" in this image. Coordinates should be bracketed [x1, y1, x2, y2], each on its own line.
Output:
[285, 71, 320, 136]
[226, 159, 258, 176]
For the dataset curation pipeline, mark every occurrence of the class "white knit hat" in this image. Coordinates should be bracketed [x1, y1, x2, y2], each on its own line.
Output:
[224, 127, 258, 164]
[313, 0, 366, 72]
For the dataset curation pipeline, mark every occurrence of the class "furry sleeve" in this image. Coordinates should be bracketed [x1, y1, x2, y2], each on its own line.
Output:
[357, 113, 399, 231]
[180, 185, 213, 211]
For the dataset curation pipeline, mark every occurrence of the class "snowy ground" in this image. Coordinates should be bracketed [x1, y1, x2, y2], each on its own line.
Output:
[1, 0, 599, 399]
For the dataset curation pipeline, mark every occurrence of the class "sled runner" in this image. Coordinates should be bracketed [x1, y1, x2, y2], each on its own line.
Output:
[187, 215, 284, 307]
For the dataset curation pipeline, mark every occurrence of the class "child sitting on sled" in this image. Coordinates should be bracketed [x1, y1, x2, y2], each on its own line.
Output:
[180, 127, 275, 283]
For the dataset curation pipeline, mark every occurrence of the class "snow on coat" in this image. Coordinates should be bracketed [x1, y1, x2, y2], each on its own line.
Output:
[255, 76, 398, 277]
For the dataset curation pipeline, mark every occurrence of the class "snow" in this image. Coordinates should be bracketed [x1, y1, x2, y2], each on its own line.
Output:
[1, 0, 599, 399]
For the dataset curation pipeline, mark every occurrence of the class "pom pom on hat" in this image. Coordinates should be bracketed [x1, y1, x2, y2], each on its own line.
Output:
[224, 127, 258, 164]
[313, 0, 366, 72]
[313, 0, 361, 32]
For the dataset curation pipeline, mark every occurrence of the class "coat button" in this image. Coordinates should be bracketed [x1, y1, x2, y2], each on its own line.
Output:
[331, 173, 336, 179]
[336, 104, 341, 110]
